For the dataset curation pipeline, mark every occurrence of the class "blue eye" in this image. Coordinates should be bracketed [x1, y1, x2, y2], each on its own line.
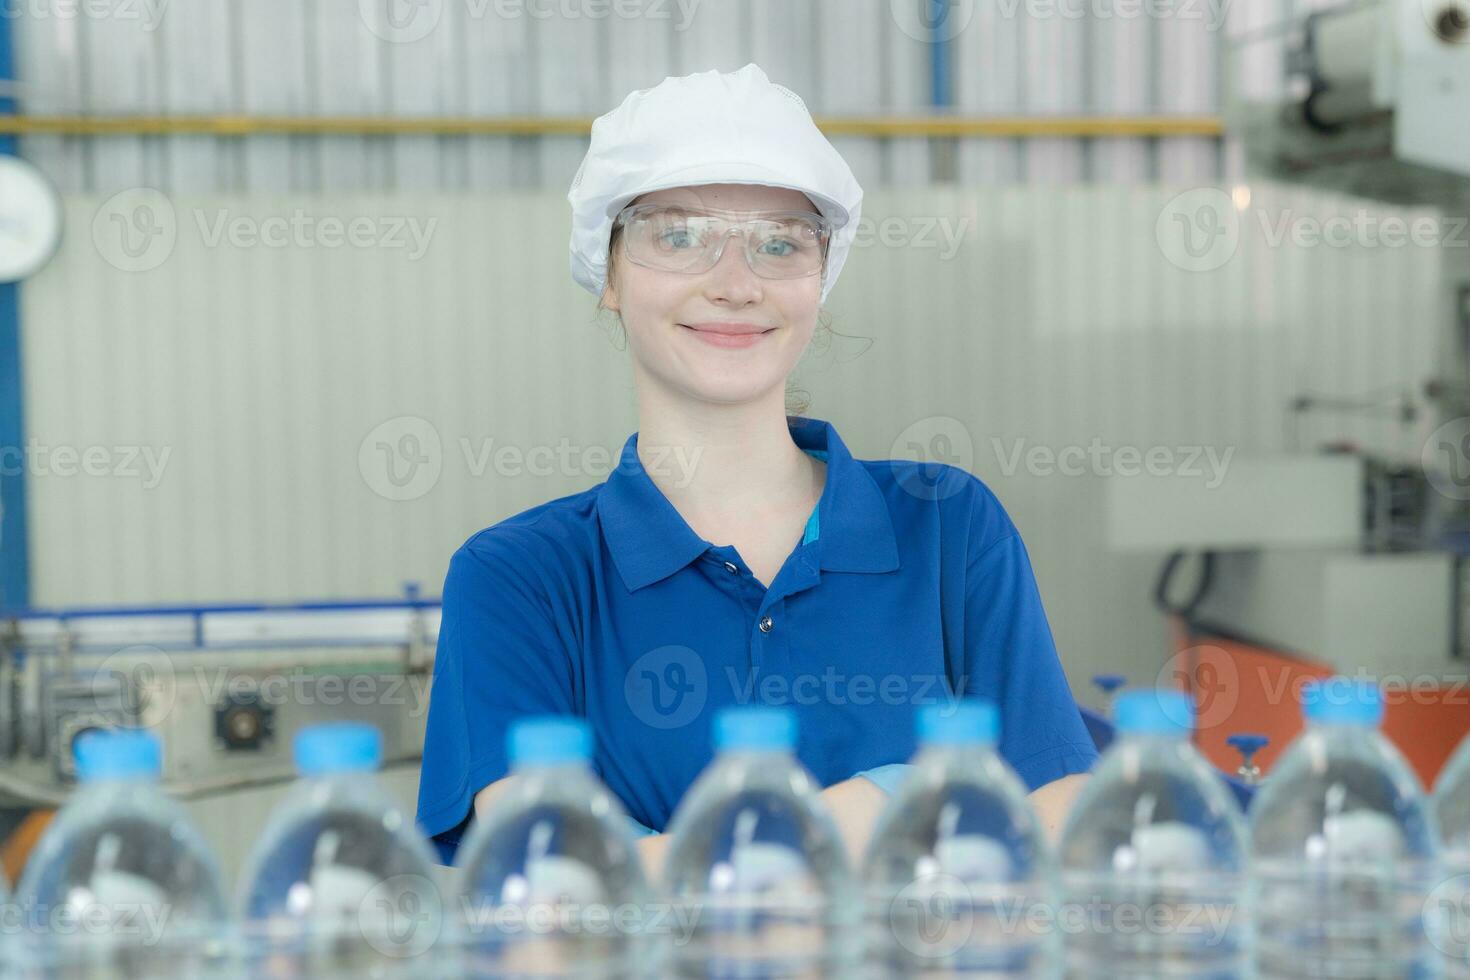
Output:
[658, 228, 697, 249]
[759, 238, 798, 258]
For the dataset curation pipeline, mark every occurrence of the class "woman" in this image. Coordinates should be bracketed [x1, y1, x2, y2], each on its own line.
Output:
[416, 64, 1097, 873]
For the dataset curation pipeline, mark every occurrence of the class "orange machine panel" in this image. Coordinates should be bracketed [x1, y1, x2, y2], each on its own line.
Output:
[1167, 619, 1470, 791]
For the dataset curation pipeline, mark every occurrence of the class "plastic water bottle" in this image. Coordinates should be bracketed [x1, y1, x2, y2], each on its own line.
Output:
[1249, 677, 1439, 979]
[1435, 732, 1470, 977]
[662, 705, 856, 978]
[236, 721, 445, 978]
[862, 700, 1057, 976]
[13, 728, 231, 979]
[1057, 689, 1248, 978]
[451, 715, 651, 978]
[0, 868, 10, 977]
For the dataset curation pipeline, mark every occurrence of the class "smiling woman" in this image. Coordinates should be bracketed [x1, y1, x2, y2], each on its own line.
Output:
[415, 63, 1098, 873]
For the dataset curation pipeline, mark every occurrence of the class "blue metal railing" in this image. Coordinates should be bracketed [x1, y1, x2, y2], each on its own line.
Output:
[0, 584, 442, 659]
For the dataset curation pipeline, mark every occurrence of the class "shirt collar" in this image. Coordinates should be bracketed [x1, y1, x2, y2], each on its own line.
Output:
[597, 416, 900, 593]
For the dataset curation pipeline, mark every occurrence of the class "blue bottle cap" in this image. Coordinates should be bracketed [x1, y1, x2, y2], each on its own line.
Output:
[293, 722, 382, 776]
[74, 728, 162, 781]
[714, 705, 796, 752]
[918, 701, 999, 746]
[1301, 677, 1383, 727]
[508, 716, 593, 767]
[1114, 689, 1195, 736]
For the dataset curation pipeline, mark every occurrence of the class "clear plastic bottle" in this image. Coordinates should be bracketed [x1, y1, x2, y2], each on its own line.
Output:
[862, 700, 1058, 977]
[13, 728, 231, 979]
[1057, 689, 1248, 978]
[451, 715, 651, 978]
[1249, 677, 1439, 979]
[1434, 731, 1470, 977]
[236, 721, 446, 979]
[661, 704, 856, 978]
[0, 867, 10, 978]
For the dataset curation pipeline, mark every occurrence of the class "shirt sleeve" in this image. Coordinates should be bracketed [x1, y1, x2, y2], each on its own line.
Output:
[961, 488, 1099, 792]
[416, 530, 578, 865]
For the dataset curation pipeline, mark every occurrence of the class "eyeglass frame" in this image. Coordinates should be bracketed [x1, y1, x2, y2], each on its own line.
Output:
[609, 202, 834, 280]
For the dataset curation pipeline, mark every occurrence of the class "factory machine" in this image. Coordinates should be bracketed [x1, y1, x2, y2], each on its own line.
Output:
[1226, 0, 1470, 208]
[1101, 0, 1470, 785]
[0, 587, 439, 811]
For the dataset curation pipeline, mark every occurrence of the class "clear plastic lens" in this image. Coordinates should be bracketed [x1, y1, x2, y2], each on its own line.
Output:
[618, 204, 829, 278]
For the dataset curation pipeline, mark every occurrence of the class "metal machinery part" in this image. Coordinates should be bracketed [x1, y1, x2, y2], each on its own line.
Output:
[1226, 0, 1470, 209]
[45, 678, 130, 782]
[0, 588, 440, 804]
[214, 687, 275, 751]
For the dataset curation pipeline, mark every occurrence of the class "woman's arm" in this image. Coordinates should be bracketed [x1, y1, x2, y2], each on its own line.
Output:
[473, 776, 517, 817]
[632, 776, 888, 882]
[631, 770, 1090, 882]
[1028, 772, 1089, 841]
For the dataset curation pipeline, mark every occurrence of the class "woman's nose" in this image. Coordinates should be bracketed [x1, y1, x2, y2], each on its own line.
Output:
[702, 229, 764, 302]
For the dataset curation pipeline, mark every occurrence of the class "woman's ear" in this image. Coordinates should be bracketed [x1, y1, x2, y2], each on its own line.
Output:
[598, 281, 620, 314]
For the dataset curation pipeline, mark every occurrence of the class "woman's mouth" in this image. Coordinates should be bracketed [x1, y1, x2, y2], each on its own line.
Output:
[678, 322, 776, 349]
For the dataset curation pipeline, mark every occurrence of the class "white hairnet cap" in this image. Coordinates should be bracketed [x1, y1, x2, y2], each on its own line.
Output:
[567, 63, 863, 305]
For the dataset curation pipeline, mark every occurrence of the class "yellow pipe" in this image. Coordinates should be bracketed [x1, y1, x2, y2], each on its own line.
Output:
[0, 114, 1223, 139]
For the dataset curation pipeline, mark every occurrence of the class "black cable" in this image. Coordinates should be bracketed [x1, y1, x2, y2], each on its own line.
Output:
[1153, 549, 1217, 626]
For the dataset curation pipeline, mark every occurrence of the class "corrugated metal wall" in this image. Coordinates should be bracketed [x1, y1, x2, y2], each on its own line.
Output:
[7, 0, 1268, 193]
[21, 184, 1445, 689]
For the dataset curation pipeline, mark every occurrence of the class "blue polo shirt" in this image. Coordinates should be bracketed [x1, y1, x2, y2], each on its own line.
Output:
[416, 415, 1098, 865]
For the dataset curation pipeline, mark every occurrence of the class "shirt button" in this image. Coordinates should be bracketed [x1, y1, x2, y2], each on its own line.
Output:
[723, 561, 739, 574]
[758, 615, 774, 633]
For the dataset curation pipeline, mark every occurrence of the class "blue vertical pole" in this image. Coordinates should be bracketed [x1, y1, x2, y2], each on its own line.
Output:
[0, 13, 30, 612]
[928, 0, 953, 111]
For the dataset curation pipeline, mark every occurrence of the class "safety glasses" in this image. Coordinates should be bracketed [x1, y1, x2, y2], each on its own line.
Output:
[612, 203, 832, 280]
